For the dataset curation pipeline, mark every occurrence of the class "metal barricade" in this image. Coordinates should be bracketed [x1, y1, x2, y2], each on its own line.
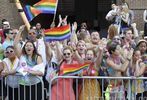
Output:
[49, 76, 147, 100]
[0, 77, 6, 100]
[0, 74, 44, 100]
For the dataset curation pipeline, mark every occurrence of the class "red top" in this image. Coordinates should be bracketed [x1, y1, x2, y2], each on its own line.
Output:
[0, 29, 5, 43]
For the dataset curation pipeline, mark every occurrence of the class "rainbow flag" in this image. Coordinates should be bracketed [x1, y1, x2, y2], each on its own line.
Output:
[24, 5, 42, 21]
[33, 0, 58, 14]
[61, 63, 90, 75]
[44, 24, 71, 41]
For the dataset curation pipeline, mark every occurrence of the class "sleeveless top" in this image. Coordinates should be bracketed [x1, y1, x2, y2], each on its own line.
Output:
[45, 50, 59, 82]
[19, 55, 41, 85]
[3, 57, 20, 88]
[107, 56, 121, 76]
[127, 63, 144, 93]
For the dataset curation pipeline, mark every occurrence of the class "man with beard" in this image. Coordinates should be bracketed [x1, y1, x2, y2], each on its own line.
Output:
[86, 30, 101, 51]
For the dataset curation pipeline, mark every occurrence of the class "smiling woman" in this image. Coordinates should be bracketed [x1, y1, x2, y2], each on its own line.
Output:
[13, 26, 45, 100]
[51, 45, 78, 100]
[1, 46, 19, 100]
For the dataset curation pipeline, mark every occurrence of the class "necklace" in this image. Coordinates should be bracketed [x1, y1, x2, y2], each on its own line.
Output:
[9, 58, 17, 70]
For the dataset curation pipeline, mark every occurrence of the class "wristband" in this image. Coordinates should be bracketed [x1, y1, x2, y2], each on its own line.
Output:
[18, 9, 24, 12]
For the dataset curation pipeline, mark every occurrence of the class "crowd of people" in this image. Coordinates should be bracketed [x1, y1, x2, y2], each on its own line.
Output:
[0, 2, 146, 100]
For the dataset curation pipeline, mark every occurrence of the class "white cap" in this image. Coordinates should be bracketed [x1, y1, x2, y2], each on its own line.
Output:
[3, 21, 10, 25]
[144, 36, 147, 39]
[137, 39, 147, 46]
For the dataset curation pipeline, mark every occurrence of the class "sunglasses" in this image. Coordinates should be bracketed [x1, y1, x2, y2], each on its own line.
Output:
[7, 32, 14, 35]
[6, 50, 14, 54]
[113, 37, 120, 40]
[63, 53, 71, 56]
[29, 32, 35, 35]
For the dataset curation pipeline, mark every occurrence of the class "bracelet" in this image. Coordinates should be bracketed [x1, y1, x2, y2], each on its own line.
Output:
[18, 9, 24, 12]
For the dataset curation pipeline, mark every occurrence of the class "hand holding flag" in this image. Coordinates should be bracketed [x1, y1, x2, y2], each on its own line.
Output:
[44, 24, 71, 41]
[60, 62, 91, 75]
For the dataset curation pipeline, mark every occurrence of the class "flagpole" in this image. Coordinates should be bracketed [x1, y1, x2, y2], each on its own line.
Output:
[52, 0, 59, 22]
[15, 0, 30, 31]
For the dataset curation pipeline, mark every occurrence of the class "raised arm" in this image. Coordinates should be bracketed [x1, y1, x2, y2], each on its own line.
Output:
[135, 59, 146, 76]
[70, 22, 78, 44]
[106, 10, 116, 21]
[131, 23, 139, 38]
[57, 15, 62, 27]
[95, 47, 103, 69]
[14, 25, 25, 58]
[73, 43, 84, 64]
[106, 58, 129, 72]
[45, 42, 52, 62]
[106, 49, 133, 72]
[55, 41, 63, 62]
[57, 15, 68, 27]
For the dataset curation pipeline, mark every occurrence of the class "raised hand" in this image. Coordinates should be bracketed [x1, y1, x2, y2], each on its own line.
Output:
[50, 21, 55, 28]
[59, 14, 62, 24]
[72, 22, 77, 32]
[19, 25, 25, 32]
[127, 48, 134, 60]
[62, 15, 68, 26]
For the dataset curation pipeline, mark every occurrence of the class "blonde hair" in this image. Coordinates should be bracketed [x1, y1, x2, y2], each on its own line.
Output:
[76, 40, 86, 46]
[86, 48, 96, 57]
[63, 46, 73, 53]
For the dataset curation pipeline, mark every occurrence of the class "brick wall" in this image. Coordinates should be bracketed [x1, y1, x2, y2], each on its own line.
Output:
[126, 0, 147, 31]
[0, 0, 23, 29]
[1, 0, 147, 32]
[117, 0, 147, 31]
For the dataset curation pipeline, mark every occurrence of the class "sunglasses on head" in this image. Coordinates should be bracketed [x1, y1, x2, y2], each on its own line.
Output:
[6, 50, 14, 54]
[63, 53, 71, 56]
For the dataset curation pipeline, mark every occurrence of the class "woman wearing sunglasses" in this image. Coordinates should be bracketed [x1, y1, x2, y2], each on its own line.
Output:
[105, 42, 133, 100]
[14, 26, 45, 100]
[51, 43, 77, 100]
[75, 46, 103, 100]
[1, 46, 19, 100]
[2, 29, 14, 51]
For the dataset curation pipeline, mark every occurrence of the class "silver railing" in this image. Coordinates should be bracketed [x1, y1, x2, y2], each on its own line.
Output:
[0, 74, 44, 100]
[49, 76, 147, 100]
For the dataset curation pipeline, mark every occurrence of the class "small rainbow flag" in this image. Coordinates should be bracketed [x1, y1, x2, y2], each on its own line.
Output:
[61, 63, 90, 75]
[44, 24, 71, 41]
[33, 0, 58, 14]
[24, 5, 42, 21]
